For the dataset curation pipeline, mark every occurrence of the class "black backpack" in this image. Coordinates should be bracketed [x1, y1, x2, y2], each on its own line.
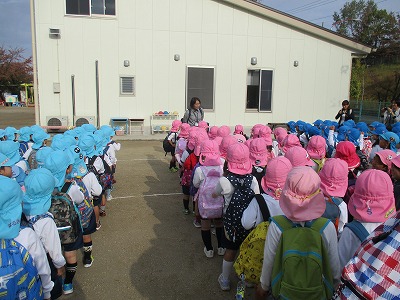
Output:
[162, 132, 177, 155]
[223, 174, 256, 243]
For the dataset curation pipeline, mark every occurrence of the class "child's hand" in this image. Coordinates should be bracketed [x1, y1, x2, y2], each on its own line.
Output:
[255, 285, 270, 300]
[57, 266, 65, 277]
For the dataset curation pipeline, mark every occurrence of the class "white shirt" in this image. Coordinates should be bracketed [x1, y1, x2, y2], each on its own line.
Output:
[67, 183, 84, 204]
[259, 220, 340, 291]
[15, 227, 54, 300]
[82, 172, 102, 197]
[241, 193, 283, 230]
[214, 175, 260, 214]
[25, 216, 66, 269]
[85, 156, 105, 174]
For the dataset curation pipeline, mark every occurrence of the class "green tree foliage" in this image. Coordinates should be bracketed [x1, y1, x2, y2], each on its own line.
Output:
[350, 59, 365, 100]
[0, 46, 32, 101]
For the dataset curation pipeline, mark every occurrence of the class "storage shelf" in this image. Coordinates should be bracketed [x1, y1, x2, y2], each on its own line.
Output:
[150, 114, 179, 134]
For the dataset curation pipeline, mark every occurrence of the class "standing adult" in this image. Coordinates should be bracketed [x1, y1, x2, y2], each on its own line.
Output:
[382, 99, 400, 130]
[335, 100, 354, 126]
[182, 97, 204, 127]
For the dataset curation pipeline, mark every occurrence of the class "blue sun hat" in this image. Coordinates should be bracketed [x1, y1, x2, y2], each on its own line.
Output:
[0, 129, 5, 139]
[81, 123, 97, 133]
[287, 121, 296, 134]
[44, 150, 73, 188]
[0, 141, 21, 165]
[18, 126, 32, 142]
[32, 130, 50, 150]
[94, 130, 107, 155]
[370, 125, 387, 136]
[307, 126, 322, 137]
[313, 119, 323, 128]
[380, 132, 400, 152]
[337, 126, 350, 142]
[0, 176, 23, 239]
[23, 168, 57, 216]
[348, 128, 361, 146]
[67, 145, 88, 178]
[5, 126, 19, 141]
[342, 120, 356, 128]
[296, 120, 307, 132]
[0, 152, 14, 167]
[30, 125, 43, 132]
[100, 125, 115, 139]
[355, 122, 370, 137]
[78, 133, 96, 158]
[369, 121, 382, 130]
[50, 134, 65, 150]
[35, 147, 54, 168]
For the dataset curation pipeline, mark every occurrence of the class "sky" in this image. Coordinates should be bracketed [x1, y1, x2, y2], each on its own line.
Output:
[0, 0, 398, 58]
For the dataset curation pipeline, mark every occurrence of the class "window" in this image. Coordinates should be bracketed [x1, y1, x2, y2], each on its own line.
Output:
[120, 76, 135, 95]
[186, 67, 214, 110]
[66, 0, 115, 16]
[246, 70, 273, 112]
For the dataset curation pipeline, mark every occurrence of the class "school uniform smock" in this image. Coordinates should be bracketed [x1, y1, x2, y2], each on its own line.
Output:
[241, 193, 283, 230]
[214, 176, 260, 214]
[338, 222, 381, 271]
[25, 215, 66, 269]
[15, 227, 54, 299]
[82, 172, 102, 197]
[85, 156, 105, 174]
[259, 220, 340, 291]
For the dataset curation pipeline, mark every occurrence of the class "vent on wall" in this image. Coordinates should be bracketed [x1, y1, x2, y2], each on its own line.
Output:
[74, 116, 96, 127]
[46, 116, 68, 127]
[49, 28, 61, 39]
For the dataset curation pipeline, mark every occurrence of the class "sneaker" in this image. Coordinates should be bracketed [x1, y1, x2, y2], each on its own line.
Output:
[83, 255, 94, 268]
[106, 195, 113, 201]
[169, 167, 178, 173]
[99, 209, 107, 217]
[203, 247, 214, 258]
[193, 220, 201, 228]
[211, 228, 216, 235]
[218, 274, 230, 291]
[245, 281, 255, 288]
[174, 167, 180, 172]
[217, 247, 226, 256]
[183, 209, 190, 215]
[63, 283, 74, 295]
[96, 221, 102, 231]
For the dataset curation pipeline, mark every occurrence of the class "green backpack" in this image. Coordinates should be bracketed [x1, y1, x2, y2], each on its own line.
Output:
[270, 216, 334, 300]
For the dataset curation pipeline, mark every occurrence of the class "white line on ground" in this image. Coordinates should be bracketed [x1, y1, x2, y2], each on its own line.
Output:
[117, 159, 162, 161]
[112, 192, 181, 199]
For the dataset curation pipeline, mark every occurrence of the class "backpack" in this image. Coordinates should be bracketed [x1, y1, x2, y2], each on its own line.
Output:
[234, 194, 271, 284]
[322, 196, 342, 233]
[223, 174, 256, 243]
[343, 177, 356, 205]
[48, 182, 82, 245]
[19, 141, 29, 156]
[162, 132, 177, 155]
[335, 212, 400, 299]
[87, 156, 112, 190]
[344, 220, 369, 242]
[0, 239, 43, 300]
[27, 148, 38, 170]
[270, 216, 334, 300]
[197, 166, 224, 219]
[73, 178, 94, 229]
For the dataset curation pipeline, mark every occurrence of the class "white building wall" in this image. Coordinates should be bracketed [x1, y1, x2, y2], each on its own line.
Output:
[34, 0, 353, 132]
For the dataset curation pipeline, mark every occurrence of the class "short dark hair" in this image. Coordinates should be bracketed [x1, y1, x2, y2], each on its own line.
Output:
[392, 99, 400, 107]
[342, 100, 349, 106]
[189, 97, 201, 109]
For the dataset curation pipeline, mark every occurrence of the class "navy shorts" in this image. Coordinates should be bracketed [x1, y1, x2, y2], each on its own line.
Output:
[181, 185, 190, 195]
[221, 229, 242, 251]
[93, 193, 103, 207]
[82, 213, 96, 235]
[62, 230, 84, 252]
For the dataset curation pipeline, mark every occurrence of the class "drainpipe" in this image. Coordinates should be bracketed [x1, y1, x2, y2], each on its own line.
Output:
[30, 0, 40, 125]
[95, 60, 100, 127]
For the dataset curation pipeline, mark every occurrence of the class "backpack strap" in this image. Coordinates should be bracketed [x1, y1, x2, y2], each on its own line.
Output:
[255, 194, 270, 222]
[61, 181, 73, 194]
[306, 217, 331, 233]
[270, 215, 296, 232]
[345, 220, 369, 242]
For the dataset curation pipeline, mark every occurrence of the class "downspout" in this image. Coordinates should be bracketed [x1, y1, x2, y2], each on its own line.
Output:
[95, 60, 100, 127]
[30, 0, 40, 125]
[71, 75, 76, 121]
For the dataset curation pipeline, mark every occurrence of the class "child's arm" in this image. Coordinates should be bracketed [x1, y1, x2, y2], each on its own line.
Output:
[192, 167, 203, 188]
[241, 197, 259, 230]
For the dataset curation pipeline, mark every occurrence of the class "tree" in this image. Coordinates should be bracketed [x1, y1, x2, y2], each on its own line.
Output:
[0, 46, 33, 101]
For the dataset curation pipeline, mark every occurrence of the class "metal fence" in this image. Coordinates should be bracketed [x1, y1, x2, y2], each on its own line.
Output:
[351, 99, 391, 124]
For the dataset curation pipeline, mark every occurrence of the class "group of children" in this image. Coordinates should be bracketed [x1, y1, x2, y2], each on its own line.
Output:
[0, 123, 120, 299]
[165, 118, 400, 299]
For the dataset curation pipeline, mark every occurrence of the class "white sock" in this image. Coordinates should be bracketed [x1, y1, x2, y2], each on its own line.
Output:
[222, 259, 233, 280]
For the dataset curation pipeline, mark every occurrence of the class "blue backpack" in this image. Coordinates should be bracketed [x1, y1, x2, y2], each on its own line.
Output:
[0, 239, 43, 299]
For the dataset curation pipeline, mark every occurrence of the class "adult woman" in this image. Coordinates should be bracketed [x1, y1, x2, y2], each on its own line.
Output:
[182, 97, 204, 126]
[335, 100, 354, 126]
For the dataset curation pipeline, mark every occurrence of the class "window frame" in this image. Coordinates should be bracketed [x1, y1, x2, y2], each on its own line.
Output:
[245, 68, 274, 113]
[119, 76, 135, 96]
[186, 66, 215, 111]
[65, 0, 116, 17]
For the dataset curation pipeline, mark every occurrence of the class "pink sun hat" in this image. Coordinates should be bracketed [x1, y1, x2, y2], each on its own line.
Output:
[335, 141, 360, 169]
[198, 121, 209, 130]
[306, 135, 326, 160]
[391, 154, 400, 170]
[234, 134, 246, 143]
[217, 125, 230, 138]
[259, 126, 273, 146]
[375, 149, 397, 173]
[284, 146, 316, 168]
[279, 166, 326, 222]
[261, 156, 292, 198]
[178, 123, 190, 138]
[170, 120, 182, 133]
[220, 135, 237, 158]
[249, 138, 268, 167]
[348, 169, 396, 223]
[199, 140, 222, 166]
[274, 127, 288, 146]
[194, 130, 209, 156]
[251, 124, 264, 137]
[208, 126, 219, 140]
[226, 143, 252, 175]
[187, 127, 199, 150]
[282, 134, 301, 153]
[319, 158, 349, 197]
[234, 124, 244, 134]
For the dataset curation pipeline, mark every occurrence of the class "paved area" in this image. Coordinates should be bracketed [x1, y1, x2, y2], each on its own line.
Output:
[1, 107, 249, 299]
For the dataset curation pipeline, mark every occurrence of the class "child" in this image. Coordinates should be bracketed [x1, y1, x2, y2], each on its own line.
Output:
[281, 134, 301, 154]
[214, 142, 260, 291]
[28, 129, 50, 170]
[338, 169, 396, 271]
[18, 126, 32, 157]
[371, 149, 396, 174]
[44, 150, 85, 295]
[319, 158, 349, 235]
[379, 131, 399, 152]
[192, 139, 224, 258]
[256, 167, 340, 299]
[249, 138, 269, 189]
[284, 146, 316, 168]
[5, 126, 19, 141]
[167, 119, 181, 172]
[272, 127, 287, 157]
[368, 125, 386, 162]
[22, 168, 66, 299]
[175, 123, 189, 167]
[306, 135, 327, 172]
[208, 125, 219, 140]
